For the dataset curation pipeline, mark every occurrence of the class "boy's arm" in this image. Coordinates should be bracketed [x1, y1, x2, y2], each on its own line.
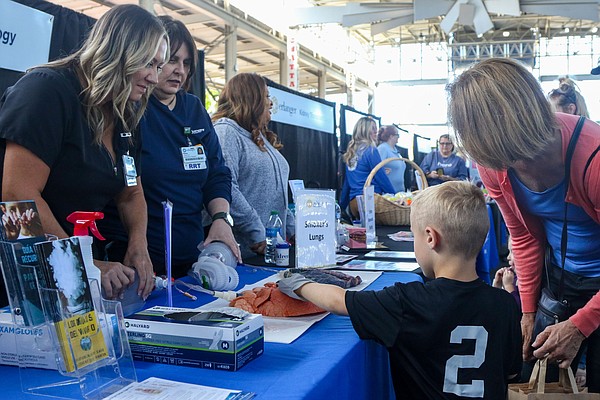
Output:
[297, 283, 349, 316]
[278, 274, 349, 316]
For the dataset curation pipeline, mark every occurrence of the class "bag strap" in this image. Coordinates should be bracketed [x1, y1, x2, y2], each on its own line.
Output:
[528, 358, 580, 394]
[555, 116, 586, 300]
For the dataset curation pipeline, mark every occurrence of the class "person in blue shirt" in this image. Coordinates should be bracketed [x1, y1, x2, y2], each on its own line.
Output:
[420, 134, 468, 186]
[376, 125, 406, 192]
[340, 117, 395, 219]
[98, 16, 238, 279]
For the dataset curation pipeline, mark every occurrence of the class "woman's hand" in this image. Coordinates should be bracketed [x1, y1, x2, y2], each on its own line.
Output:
[428, 171, 440, 179]
[521, 312, 536, 361]
[205, 219, 242, 263]
[124, 240, 154, 299]
[532, 319, 585, 368]
[94, 259, 135, 299]
[250, 240, 267, 255]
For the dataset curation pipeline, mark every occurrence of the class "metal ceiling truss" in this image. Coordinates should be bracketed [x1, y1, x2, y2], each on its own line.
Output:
[46, 0, 600, 101]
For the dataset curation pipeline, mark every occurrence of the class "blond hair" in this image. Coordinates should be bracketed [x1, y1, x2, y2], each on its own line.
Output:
[548, 77, 589, 118]
[343, 117, 377, 167]
[447, 58, 557, 170]
[411, 181, 488, 259]
[44, 5, 168, 145]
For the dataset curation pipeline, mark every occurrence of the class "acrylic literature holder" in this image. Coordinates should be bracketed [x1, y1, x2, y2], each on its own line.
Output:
[0, 239, 137, 399]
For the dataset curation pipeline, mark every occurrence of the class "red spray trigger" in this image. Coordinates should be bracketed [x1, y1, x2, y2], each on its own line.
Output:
[66, 211, 106, 240]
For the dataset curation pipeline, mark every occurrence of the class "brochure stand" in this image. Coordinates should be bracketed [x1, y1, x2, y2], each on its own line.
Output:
[0, 240, 137, 399]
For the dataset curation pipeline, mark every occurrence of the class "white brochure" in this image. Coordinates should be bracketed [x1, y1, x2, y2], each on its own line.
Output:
[295, 189, 336, 268]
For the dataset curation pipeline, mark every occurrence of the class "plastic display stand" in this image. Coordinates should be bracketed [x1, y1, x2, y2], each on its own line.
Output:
[0, 239, 137, 399]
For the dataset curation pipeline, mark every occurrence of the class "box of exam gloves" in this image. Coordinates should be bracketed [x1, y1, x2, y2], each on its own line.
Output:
[124, 305, 264, 371]
[0, 308, 57, 369]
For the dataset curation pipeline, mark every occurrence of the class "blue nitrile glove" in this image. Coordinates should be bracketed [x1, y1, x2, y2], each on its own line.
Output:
[277, 273, 314, 301]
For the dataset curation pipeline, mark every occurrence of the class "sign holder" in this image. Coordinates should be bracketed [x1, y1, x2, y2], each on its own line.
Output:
[0, 239, 137, 399]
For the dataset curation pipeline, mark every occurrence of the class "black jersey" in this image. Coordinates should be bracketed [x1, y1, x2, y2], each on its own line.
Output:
[346, 277, 522, 399]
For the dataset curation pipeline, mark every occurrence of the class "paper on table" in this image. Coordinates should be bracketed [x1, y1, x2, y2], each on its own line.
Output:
[388, 231, 414, 242]
[335, 254, 359, 264]
[337, 259, 420, 272]
[104, 377, 254, 400]
[199, 271, 382, 344]
[363, 251, 416, 260]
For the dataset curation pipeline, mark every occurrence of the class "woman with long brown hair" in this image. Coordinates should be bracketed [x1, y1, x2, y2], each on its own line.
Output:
[212, 73, 293, 258]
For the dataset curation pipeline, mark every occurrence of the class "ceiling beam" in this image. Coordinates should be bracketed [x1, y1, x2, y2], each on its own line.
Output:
[185, 0, 373, 93]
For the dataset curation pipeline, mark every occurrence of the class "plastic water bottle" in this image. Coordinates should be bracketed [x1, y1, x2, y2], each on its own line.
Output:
[265, 210, 282, 264]
[334, 201, 348, 250]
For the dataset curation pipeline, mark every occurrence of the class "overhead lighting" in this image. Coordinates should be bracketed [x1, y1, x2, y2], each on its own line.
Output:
[477, 33, 483, 38]
[592, 27, 598, 34]
[502, 31, 510, 37]
[564, 27, 570, 33]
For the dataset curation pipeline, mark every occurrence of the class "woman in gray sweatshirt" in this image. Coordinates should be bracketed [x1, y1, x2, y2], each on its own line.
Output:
[212, 73, 294, 259]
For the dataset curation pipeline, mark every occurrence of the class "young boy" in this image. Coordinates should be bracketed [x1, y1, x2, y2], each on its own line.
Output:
[278, 181, 522, 399]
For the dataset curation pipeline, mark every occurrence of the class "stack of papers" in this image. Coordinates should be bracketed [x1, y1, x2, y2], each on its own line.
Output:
[105, 377, 255, 399]
[336, 259, 420, 272]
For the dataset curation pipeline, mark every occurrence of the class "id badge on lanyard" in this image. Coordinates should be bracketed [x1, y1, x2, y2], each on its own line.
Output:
[122, 154, 137, 186]
[181, 144, 207, 170]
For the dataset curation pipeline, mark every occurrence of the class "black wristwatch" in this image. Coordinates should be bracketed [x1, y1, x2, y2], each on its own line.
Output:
[212, 211, 234, 227]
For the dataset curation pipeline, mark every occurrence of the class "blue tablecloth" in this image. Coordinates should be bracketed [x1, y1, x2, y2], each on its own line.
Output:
[0, 267, 422, 399]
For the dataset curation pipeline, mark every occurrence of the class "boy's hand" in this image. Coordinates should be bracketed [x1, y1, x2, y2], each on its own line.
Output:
[277, 273, 313, 300]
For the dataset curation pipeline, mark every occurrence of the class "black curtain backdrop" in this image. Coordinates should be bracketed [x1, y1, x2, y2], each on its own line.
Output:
[190, 50, 206, 105]
[0, 0, 206, 101]
[266, 79, 338, 193]
[338, 105, 381, 154]
[413, 134, 432, 167]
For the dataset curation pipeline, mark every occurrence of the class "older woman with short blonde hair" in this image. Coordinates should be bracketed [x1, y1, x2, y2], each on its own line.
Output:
[447, 57, 600, 392]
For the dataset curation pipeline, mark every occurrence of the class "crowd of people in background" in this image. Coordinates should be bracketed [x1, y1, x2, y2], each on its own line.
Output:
[1, 4, 600, 397]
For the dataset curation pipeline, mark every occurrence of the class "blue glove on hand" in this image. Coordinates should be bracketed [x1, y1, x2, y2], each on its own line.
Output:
[277, 273, 313, 301]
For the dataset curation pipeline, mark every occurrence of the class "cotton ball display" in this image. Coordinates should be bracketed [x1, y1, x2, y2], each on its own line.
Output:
[47, 239, 90, 314]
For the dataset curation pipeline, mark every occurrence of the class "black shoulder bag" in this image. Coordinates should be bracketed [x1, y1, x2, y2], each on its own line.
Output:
[531, 116, 586, 342]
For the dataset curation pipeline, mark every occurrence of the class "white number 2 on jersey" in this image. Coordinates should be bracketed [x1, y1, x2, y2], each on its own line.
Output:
[443, 326, 488, 398]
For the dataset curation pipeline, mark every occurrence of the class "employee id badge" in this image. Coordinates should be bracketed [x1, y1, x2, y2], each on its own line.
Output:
[181, 145, 207, 170]
[122, 155, 138, 186]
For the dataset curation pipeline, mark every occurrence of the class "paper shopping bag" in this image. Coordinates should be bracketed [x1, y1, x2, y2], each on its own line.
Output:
[508, 358, 600, 399]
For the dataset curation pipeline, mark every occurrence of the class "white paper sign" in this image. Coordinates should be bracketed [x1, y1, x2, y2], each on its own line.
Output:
[363, 185, 376, 245]
[295, 189, 336, 268]
[0, 1, 53, 72]
[288, 179, 305, 202]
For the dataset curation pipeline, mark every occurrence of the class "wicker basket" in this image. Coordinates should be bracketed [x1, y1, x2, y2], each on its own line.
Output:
[364, 157, 428, 226]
